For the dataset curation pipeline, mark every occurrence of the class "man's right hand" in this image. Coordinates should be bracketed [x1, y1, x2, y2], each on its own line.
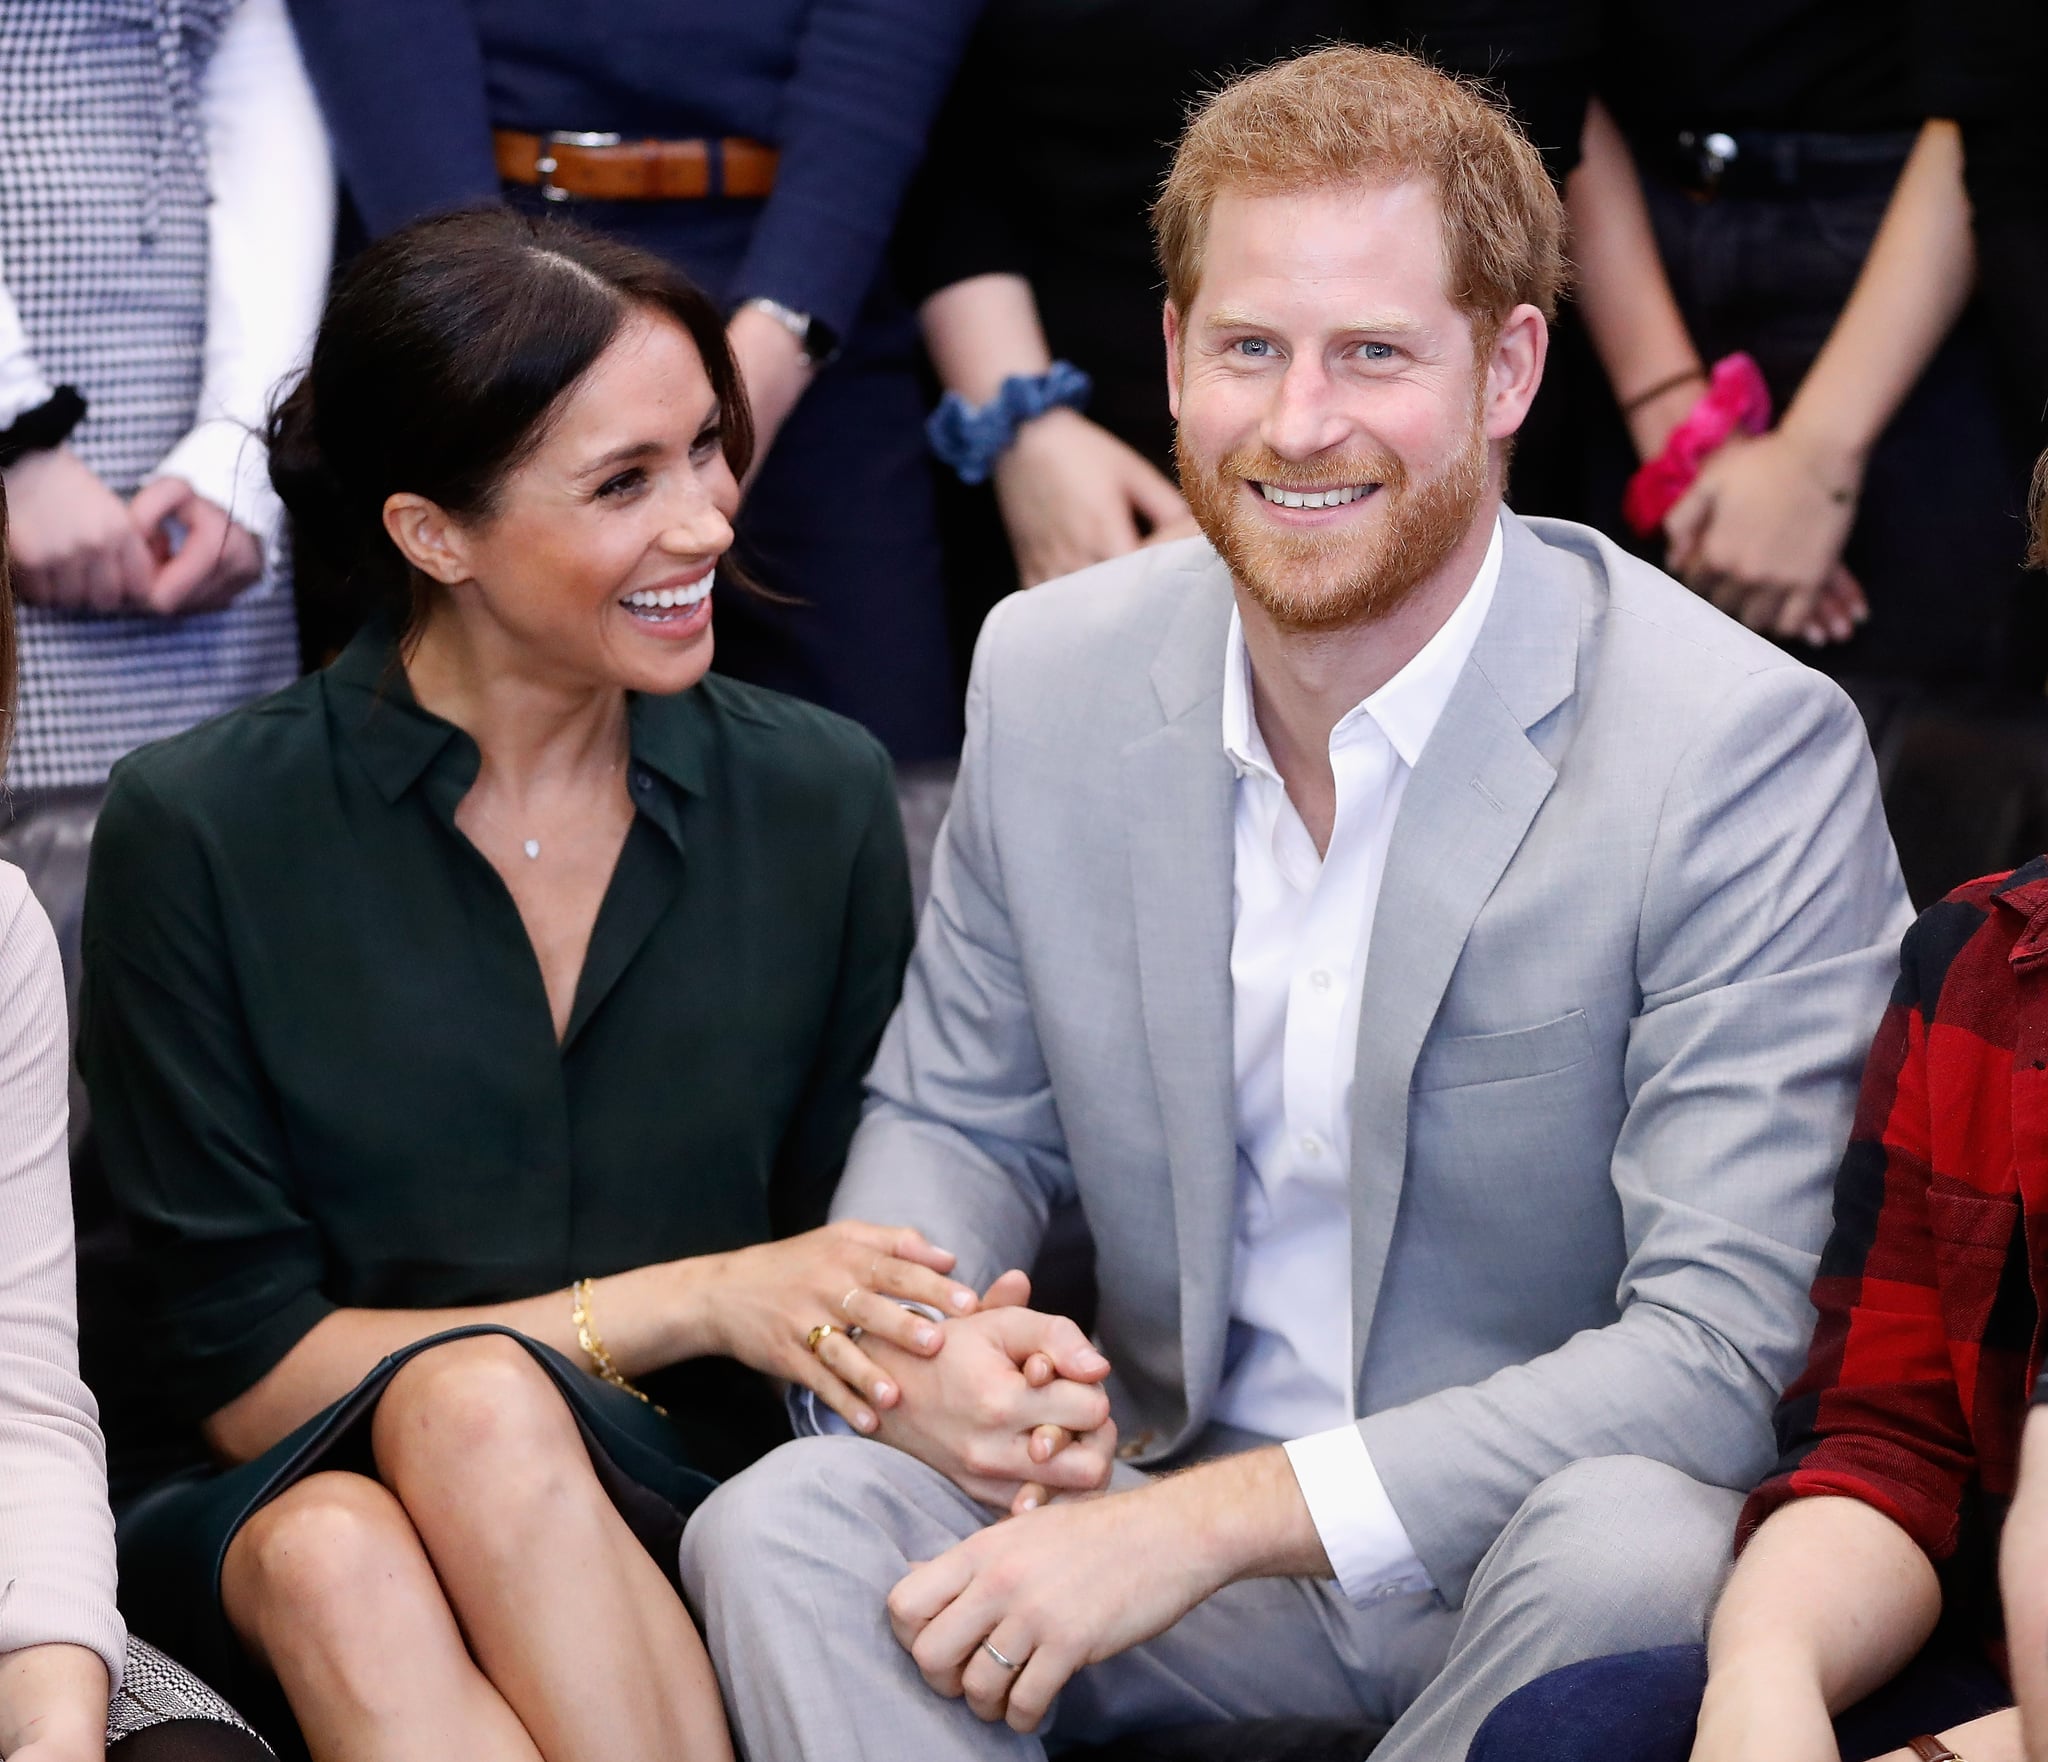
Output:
[2, 445, 155, 611]
[867, 1301, 1117, 1510]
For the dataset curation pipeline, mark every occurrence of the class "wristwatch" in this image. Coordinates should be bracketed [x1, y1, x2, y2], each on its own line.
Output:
[740, 296, 840, 368]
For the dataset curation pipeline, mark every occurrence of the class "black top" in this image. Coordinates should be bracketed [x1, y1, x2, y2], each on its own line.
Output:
[1596, 0, 1961, 139]
[78, 625, 913, 1484]
[894, 0, 1596, 471]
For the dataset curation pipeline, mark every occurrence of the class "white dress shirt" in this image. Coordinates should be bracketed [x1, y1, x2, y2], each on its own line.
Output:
[0, 0, 332, 552]
[1215, 518, 1503, 1607]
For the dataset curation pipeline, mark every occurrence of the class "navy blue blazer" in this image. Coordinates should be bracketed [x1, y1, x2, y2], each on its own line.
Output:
[286, 0, 986, 339]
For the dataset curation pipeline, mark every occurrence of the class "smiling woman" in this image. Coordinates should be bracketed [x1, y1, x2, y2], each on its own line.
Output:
[78, 209, 967, 1762]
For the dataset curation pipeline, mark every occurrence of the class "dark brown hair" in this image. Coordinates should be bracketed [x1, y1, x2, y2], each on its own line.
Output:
[2030, 445, 2047, 572]
[269, 205, 754, 648]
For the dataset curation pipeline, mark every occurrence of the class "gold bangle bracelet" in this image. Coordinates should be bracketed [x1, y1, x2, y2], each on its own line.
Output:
[570, 1277, 667, 1416]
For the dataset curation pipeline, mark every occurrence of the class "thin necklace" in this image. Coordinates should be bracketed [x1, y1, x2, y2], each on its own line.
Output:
[465, 755, 623, 862]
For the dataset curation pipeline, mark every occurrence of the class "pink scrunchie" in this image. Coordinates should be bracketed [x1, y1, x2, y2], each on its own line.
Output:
[1621, 352, 1773, 538]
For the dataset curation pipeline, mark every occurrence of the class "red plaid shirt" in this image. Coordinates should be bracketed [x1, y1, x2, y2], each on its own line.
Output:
[1741, 859, 2048, 1598]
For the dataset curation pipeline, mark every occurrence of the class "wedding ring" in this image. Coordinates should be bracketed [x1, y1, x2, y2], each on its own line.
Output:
[841, 1286, 863, 1316]
[804, 1323, 839, 1355]
[981, 1639, 1022, 1672]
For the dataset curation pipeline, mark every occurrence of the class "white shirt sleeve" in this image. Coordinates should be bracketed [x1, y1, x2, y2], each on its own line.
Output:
[1284, 1423, 1436, 1606]
[0, 276, 56, 431]
[152, 0, 334, 549]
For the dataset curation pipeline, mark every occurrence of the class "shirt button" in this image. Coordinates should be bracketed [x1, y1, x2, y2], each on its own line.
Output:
[1309, 969, 1332, 991]
[631, 768, 653, 792]
[1299, 1135, 1323, 1159]
[1372, 1583, 1402, 1601]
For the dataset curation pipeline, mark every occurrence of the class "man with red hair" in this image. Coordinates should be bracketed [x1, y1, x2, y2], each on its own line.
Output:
[682, 46, 1911, 1760]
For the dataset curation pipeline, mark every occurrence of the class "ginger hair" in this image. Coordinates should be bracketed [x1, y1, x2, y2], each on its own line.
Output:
[1153, 45, 1567, 342]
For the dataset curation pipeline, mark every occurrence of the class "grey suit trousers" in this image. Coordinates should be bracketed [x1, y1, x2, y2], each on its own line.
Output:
[680, 1437, 1744, 1761]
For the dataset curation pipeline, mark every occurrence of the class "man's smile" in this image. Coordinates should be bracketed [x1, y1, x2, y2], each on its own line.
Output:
[1250, 481, 1381, 510]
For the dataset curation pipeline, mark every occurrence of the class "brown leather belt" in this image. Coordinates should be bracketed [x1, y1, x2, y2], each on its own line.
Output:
[493, 130, 778, 202]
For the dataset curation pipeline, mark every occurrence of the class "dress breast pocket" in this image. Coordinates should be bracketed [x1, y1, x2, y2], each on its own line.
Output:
[1411, 1009, 1594, 1093]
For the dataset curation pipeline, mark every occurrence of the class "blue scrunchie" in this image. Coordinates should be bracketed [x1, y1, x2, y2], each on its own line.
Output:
[925, 361, 1094, 485]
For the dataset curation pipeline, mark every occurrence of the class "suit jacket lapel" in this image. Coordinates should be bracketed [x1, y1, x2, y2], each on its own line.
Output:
[1121, 559, 1239, 1437]
[1348, 514, 1581, 1390]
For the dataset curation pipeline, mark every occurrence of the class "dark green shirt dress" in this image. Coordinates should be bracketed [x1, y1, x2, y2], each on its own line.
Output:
[77, 622, 914, 1696]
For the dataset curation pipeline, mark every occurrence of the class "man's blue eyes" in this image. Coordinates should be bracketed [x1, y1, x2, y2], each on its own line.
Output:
[1232, 339, 1398, 360]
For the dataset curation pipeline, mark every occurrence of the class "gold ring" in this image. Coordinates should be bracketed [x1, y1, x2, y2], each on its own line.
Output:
[805, 1323, 839, 1354]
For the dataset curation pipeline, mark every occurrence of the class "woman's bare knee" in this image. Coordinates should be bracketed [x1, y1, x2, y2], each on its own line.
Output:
[371, 1334, 587, 1508]
[223, 1471, 425, 1663]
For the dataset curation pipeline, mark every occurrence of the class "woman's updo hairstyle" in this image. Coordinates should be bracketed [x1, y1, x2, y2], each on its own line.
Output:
[269, 205, 753, 648]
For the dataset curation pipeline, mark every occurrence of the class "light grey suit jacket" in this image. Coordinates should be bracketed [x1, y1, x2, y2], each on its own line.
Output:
[835, 512, 1912, 1601]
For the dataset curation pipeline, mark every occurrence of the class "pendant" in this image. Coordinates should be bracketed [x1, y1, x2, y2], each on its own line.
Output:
[523, 839, 541, 860]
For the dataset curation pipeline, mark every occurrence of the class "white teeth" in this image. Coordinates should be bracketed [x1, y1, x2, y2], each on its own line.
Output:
[622, 575, 714, 613]
[1257, 483, 1371, 509]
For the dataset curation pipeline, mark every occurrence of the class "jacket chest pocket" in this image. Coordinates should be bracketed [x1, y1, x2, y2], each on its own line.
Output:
[1411, 1009, 1593, 1093]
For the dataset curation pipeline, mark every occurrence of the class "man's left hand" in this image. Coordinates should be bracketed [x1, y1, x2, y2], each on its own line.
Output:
[888, 1481, 1217, 1734]
[129, 476, 264, 615]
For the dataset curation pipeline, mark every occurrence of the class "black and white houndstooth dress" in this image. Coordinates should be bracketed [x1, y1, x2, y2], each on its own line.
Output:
[111, 1636, 269, 1749]
[0, 0, 298, 793]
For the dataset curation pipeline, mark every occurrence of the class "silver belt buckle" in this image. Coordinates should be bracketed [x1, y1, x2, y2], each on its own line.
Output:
[537, 130, 623, 203]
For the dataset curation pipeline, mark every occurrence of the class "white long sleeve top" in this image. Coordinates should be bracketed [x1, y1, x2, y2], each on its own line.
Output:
[0, 862, 123, 1690]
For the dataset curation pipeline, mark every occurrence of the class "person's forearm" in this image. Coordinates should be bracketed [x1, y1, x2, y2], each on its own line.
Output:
[202, 1254, 735, 1465]
[1706, 1495, 1942, 1714]
[1567, 98, 1705, 459]
[1779, 119, 1973, 481]
[1149, 1446, 1333, 1592]
[0, 1642, 109, 1757]
[2004, 1407, 2048, 1760]
[919, 274, 1054, 405]
[1906, 1709, 2024, 1762]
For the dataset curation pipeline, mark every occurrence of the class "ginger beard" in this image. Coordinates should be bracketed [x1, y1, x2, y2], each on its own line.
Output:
[1175, 383, 1491, 634]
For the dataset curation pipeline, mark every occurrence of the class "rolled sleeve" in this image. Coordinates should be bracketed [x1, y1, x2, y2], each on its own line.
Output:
[78, 770, 334, 1425]
[1285, 1425, 1436, 1606]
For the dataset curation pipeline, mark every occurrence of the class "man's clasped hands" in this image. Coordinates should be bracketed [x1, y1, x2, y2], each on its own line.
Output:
[808, 1236, 1244, 1736]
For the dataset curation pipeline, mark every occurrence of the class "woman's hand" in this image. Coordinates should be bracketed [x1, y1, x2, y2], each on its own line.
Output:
[0, 1643, 109, 1762]
[992, 408, 1198, 588]
[127, 477, 264, 615]
[697, 1221, 979, 1434]
[2, 447, 155, 612]
[1663, 427, 1867, 644]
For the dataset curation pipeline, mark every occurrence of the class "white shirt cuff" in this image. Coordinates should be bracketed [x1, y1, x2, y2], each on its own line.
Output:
[1284, 1424, 1436, 1606]
[154, 416, 283, 549]
[0, 281, 54, 430]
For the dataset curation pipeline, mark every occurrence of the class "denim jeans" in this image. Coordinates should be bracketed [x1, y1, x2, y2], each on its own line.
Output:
[1467, 1642, 2010, 1762]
